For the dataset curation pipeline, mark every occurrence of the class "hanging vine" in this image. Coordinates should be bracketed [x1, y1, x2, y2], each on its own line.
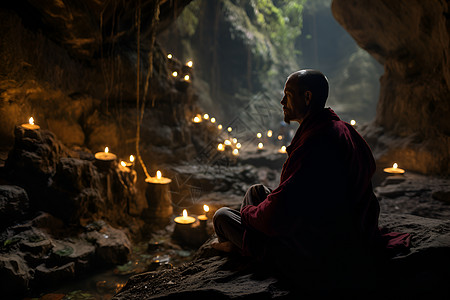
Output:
[135, 0, 161, 179]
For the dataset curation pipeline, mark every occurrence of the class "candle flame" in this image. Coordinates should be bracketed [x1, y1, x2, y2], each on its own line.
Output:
[193, 114, 202, 123]
[218, 124, 223, 130]
[129, 155, 135, 162]
[210, 117, 216, 123]
[257, 132, 262, 138]
[232, 149, 239, 156]
[105, 147, 109, 153]
[224, 140, 231, 145]
[280, 146, 286, 152]
[120, 161, 126, 167]
[227, 127, 232, 132]
[350, 120, 356, 126]
[186, 61, 193, 67]
[203, 113, 209, 120]
[258, 142, 264, 149]
[278, 135, 283, 140]
[236, 143, 241, 149]
[203, 205, 209, 212]
[184, 74, 190, 81]
[156, 170, 162, 179]
[232, 138, 237, 144]
[267, 130, 273, 137]
[393, 163, 398, 169]
[29, 117, 34, 125]
[172, 71, 178, 77]
[217, 143, 224, 151]
[183, 209, 188, 218]
[167, 54, 172, 59]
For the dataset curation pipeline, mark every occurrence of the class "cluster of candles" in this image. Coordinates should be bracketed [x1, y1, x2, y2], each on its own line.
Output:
[174, 204, 210, 226]
[192, 113, 289, 155]
[168, 53, 192, 82]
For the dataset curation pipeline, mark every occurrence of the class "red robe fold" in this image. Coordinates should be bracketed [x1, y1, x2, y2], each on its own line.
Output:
[241, 108, 406, 266]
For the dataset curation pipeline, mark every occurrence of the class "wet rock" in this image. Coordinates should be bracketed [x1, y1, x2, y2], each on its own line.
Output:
[432, 190, 450, 204]
[34, 262, 75, 287]
[0, 254, 31, 299]
[84, 222, 131, 266]
[0, 185, 30, 230]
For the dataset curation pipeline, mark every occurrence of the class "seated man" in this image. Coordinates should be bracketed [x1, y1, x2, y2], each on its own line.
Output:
[212, 69, 383, 288]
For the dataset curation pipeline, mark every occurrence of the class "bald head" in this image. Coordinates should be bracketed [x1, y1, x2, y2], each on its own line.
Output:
[288, 69, 329, 111]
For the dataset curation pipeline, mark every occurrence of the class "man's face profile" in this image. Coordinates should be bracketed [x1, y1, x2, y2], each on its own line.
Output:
[280, 76, 308, 124]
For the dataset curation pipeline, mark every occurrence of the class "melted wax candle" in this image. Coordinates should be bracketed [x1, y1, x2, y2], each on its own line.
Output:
[95, 147, 117, 161]
[145, 170, 172, 184]
[174, 209, 195, 224]
[383, 163, 405, 174]
[21, 117, 40, 130]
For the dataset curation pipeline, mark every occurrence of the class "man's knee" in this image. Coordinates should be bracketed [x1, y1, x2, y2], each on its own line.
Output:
[213, 207, 231, 226]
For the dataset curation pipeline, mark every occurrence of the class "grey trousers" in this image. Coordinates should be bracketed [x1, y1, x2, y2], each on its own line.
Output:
[213, 184, 271, 250]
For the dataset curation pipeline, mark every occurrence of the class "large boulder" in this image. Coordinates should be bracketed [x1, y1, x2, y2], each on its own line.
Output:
[113, 213, 450, 299]
[331, 0, 450, 175]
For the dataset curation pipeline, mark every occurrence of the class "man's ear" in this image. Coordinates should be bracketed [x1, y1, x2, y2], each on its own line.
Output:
[304, 91, 312, 106]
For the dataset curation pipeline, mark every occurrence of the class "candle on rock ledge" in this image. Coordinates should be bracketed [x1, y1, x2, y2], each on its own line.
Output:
[174, 209, 196, 225]
[383, 163, 405, 174]
[145, 170, 173, 223]
[198, 205, 210, 229]
[21, 117, 40, 130]
[145, 170, 172, 184]
[95, 147, 117, 161]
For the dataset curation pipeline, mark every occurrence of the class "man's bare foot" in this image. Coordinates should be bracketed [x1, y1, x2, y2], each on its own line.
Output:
[211, 239, 237, 253]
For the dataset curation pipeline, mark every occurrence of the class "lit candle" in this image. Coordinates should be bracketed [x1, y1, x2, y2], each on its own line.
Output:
[267, 130, 273, 137]
[383, 163, 405, 174]
[236, 143, 241, 149]
[203, 113, 209, 120]
[21, 117, 40, 130]
[232, 138, 237, 144]
[227, 127, 232, 132]
[218, 124, 223, 130]
[186, 60, 193, 67]
[172, 71, 178, 77]
[193, 114, 202, 123]
[278, 135, 283, 140]
[257, 142, 264, 149]
[120, 161, 127, 167]
[198, 205, 209, 229]
[95, 147, 117, 161]
[174, 209, 196, 225]
[232, 149, 239, 156]
[198, 205, 210, 221]
[278, 146, 287, 153]
[257, 132, 262, 138]
[217, 143, 225, 151]
[129, 155, 135, 163]
[224, 139, 231, 146]
[210, 117, 216, 123]
[184, 75, 190, 81]
[167, 54, 172, 59]
[350, 120, 356, 126]
[145, 170, 172, 184]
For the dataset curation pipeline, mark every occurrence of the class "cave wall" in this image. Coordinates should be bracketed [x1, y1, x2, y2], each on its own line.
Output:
[332, 0, 450, 175]
[0, 0, 198, 169]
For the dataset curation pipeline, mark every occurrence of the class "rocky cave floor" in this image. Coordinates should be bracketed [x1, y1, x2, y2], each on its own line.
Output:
[1, 142, 450, 300]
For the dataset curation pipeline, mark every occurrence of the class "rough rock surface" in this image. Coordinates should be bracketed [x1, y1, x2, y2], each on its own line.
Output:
[113, 212, 450, 299]
[332, 0, 450, 175]
[0, 185, 30, 230]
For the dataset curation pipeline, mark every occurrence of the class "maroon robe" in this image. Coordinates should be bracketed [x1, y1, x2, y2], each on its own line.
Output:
[241, 108, 408, 273]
